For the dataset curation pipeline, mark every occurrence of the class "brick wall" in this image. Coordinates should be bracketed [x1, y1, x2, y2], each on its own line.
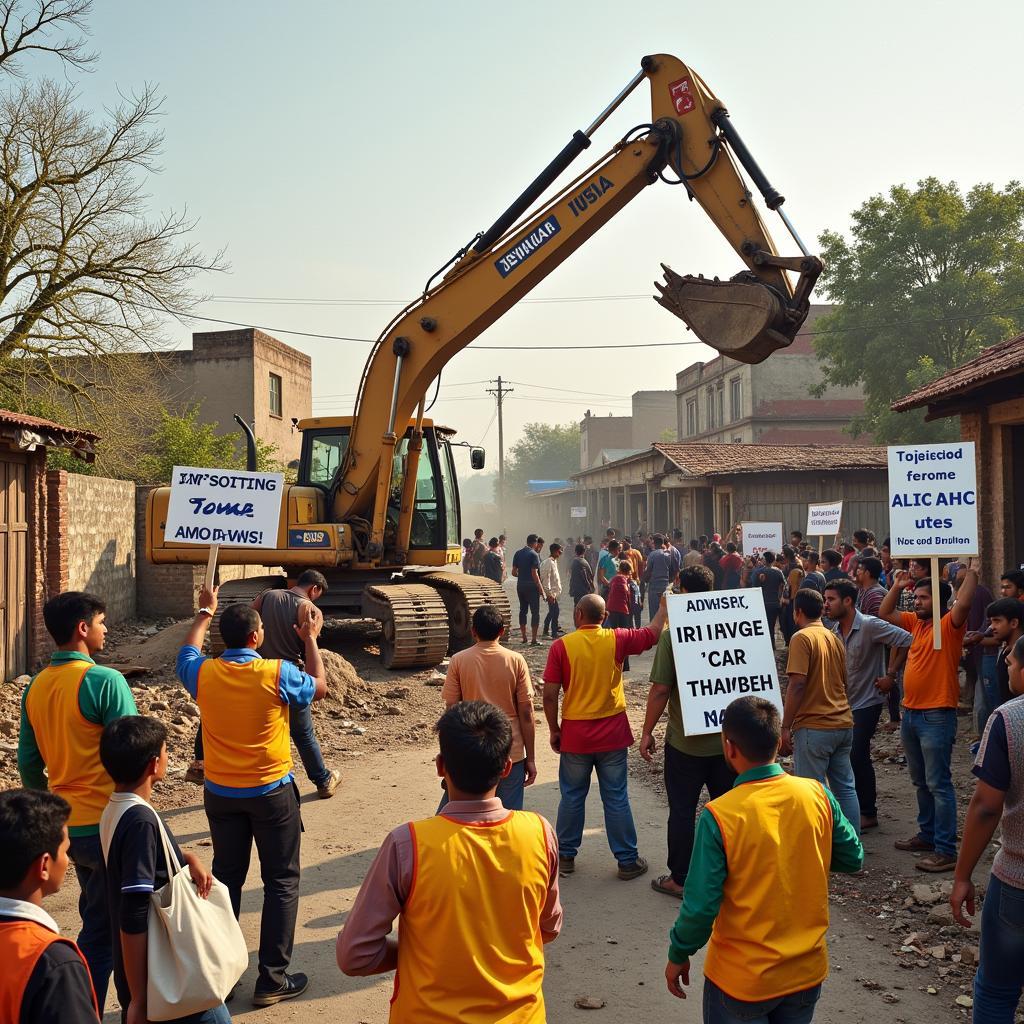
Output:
[26, 450, 49, 668]
[59, 473, 137, 623]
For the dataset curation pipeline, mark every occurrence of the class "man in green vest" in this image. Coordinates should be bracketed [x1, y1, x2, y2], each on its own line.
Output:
[664, 696, 863, 1023]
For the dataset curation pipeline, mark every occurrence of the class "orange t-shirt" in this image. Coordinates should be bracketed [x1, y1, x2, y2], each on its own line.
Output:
[899, 611, 967, 710]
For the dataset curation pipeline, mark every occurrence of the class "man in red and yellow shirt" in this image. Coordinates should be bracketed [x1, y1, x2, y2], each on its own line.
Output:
[0, 789, 100, 1024]
[543, 592, 668, 879]
[878, 566, 978, 872]
[337, 701, 562, 1023]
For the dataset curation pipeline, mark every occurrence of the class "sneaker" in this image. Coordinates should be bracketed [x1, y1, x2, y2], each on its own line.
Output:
[253, 972, 309, 1007]
[316, 768, 342, 799]
[617, 856, 649, 880]
[894, 834, 934, 852]
[184, 760, 205, 786]
[558, 856, 575, 875]
[915, 852, 957, 873]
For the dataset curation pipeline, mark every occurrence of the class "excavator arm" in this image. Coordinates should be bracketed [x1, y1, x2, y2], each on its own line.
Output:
[336, 53, 822, 559]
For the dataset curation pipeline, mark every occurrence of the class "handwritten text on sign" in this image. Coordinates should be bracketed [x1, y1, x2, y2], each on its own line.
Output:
[165, 467, 284, 548]
[887, 443, 977, 558]
[740, 522, 784, 557]
[806, 501, 842, 536]
[666, 588, 783, 736]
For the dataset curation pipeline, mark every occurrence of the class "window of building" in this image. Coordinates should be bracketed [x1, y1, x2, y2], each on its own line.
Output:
[730, 376, 741, 422]
[716, 383, 724, 429]
[269, 373, 282, 417]
[706, 387, 716, 429]
[686, 398, 697, 436]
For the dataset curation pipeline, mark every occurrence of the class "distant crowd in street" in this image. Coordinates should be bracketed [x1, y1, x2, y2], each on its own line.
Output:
[4, 520, 1023, 1024]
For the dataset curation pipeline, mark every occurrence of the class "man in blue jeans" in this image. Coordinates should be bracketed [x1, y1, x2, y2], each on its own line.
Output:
[952, 653, 1024, 1022]
[878, 566, 976, 872]
[780, 589, 861, 833]
[542, 593, 667, 879]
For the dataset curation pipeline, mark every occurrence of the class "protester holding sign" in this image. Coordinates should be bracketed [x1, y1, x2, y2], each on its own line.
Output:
[878, 568, 978, 872]
[640, 565, 735, 899]
[176, 586, 327, 1006]
[781, 590, 861, 833]
[664, 696, 863, 1018]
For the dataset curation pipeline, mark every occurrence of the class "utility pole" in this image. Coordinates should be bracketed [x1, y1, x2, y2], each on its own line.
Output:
[486, 376, 513, 525]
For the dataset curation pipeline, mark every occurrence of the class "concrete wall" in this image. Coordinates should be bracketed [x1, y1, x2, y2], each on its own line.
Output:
[250, 331, 311, 464]
[60, 473, 137, 623]
[631, 391, 676, 447]
[580, 413, 631, 469]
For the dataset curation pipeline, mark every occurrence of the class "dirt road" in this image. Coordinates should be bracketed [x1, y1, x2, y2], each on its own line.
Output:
[42, 638, 982, 1023]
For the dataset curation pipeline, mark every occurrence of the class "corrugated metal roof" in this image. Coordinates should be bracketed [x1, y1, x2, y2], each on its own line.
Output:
[892, 333, 1024, 411]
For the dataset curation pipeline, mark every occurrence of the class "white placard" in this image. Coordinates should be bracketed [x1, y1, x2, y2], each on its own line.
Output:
[806, 501, 842, 537]
[570, 506, 587, 518]
[740, 521, 784, 556]
[887, 443, 978, 558]
[165, 466, 284, 548]
[667, 588, 783, 736]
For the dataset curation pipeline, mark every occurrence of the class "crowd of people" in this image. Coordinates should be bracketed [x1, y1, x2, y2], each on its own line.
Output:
[2, 519, 1022, 1022]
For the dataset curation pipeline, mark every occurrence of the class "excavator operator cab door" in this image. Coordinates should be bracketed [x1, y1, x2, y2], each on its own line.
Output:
[387, 429, 461, 556]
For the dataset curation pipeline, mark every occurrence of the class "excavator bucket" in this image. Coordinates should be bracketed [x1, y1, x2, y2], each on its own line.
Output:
[655, 265, 805, 365]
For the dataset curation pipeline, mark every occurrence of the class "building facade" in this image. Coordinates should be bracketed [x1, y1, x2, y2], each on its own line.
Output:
[675, 305, 867, 446]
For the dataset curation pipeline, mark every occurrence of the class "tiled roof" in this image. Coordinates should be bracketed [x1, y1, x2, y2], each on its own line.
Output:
[892, 333, 1024, 411]
[653, 441, 888, 477]
[753, 399, 864, 417]
[0, 409, 99, 440]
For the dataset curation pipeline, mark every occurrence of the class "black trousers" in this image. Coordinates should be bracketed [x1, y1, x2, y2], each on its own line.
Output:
[518, 588, 540, 627]
[664, 744, 736, 886]
[543, 597, 560, 634]
[851, 703, 884, 819]
[204, 782, 302, 991]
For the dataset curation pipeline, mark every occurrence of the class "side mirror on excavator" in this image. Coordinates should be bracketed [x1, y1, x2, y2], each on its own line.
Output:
[470, 447, 486, 470]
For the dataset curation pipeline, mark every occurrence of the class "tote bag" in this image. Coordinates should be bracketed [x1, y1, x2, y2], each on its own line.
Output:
[146, 808, 249, 1020]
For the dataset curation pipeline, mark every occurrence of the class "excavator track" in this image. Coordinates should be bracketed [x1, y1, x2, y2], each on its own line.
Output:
[422, 573, 513, 653]
[362, 583, 450, 669]
[208, 575, 285, 656]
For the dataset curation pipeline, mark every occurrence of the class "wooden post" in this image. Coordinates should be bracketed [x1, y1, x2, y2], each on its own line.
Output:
[930, 556, 942, 650]
[205, 545, 220, 591]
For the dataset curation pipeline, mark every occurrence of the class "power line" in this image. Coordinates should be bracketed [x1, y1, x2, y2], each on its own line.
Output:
[205, 292, 652, 306]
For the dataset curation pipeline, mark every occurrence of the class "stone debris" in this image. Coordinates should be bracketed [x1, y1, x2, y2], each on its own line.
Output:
[574, 996, 606, 1010]
[912, 884, 943, 905]
[954, 995, 973, 1008]
[926, 945, 946, 960]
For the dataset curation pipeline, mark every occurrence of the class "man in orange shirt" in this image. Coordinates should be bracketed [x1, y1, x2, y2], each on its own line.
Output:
[441, 605, 536, 808]
[878, 566, 978, 872]
[337, 701, 561, 1023]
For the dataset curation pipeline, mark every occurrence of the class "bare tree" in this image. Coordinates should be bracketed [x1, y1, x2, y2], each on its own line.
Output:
[0, 0, 96, 76]
[0, 78, 226, 397]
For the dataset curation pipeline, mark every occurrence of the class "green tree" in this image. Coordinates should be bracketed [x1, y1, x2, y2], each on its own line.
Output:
[137, 406, 281, 484]
[814, 178, 1024, 443]
[505, 421, 579, 497]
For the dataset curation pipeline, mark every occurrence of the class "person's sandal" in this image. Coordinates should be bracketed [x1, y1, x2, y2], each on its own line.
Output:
[650, 874, 684, 898]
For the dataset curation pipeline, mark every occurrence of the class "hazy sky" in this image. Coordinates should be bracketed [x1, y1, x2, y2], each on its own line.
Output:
[54, 0, 1024, 470]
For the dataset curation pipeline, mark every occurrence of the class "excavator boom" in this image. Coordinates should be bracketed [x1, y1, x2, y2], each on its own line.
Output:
[336, 53, 821, 553]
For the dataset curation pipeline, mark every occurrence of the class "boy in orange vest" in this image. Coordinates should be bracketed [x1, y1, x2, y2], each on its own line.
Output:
[337, 701, 563, 1023]
[0, 789, 100, 1024]
[665, 696, 863, 1023]
[18, 591, 137, 1007]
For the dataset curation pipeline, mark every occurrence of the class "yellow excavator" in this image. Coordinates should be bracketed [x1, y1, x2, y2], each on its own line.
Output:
[145, 53, 822, 668]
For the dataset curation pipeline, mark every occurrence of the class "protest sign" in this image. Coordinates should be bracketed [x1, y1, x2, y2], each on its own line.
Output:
[166, 466, 285, 584]
[570, 506, 587, 518]
[666, 588, 783, 736]
[887, 442, 978, 650]
[740, 522, 784, 557]
[806, 501, 842, 543]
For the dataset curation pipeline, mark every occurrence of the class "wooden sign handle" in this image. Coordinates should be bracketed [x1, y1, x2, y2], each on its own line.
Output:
[205, 545, 220, 591]
[931, 556, 941, 650]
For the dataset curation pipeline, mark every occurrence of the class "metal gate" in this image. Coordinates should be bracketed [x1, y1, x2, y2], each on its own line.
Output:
[0, 452, 28, 680]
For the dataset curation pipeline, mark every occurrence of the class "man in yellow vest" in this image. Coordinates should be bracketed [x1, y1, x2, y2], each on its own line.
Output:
[336, 701, 562, 1023]
[176, 584, 326, 1007]
[0, 789, 100, 1024]
[18, 591, 137, 1007]
[542, 592, 668, 878]
[664, 696, 863, 1022]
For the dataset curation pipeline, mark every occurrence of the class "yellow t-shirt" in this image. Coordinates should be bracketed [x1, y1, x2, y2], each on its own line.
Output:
[785, 622, 852, 730]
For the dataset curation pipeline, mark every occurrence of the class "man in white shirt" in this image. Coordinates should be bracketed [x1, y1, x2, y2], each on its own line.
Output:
[541, 543, 564, 640]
